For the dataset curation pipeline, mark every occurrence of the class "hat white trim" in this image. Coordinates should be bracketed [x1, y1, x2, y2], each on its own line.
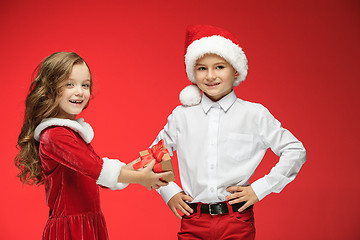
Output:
[185, 35, 248, 86]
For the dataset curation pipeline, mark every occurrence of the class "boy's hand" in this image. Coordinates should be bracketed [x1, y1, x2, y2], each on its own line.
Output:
[167, 192, 194, 219]
[138, 160, 172, 190]
[225, 185, 259, 212]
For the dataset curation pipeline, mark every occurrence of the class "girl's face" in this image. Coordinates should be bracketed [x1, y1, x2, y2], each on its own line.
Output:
[57, 63, 91, 120]
[194, 54, 239, 102]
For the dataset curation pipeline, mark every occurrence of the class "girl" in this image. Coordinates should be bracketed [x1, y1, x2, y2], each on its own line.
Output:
[15, 52, 170, 240]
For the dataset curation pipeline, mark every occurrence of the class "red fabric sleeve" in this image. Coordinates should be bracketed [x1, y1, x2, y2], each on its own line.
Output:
[39, 126, 103, 181]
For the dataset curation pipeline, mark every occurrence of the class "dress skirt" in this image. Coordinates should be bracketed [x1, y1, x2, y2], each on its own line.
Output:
[43, 212, 109, 240]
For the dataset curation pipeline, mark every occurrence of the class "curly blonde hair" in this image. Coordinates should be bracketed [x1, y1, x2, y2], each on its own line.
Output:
[15, 52, 93, 185]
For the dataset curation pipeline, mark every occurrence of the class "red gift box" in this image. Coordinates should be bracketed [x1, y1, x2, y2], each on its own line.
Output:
[133, 140, 175, 182]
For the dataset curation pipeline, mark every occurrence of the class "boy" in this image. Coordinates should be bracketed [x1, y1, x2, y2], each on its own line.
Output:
[154, 25, 306, 239]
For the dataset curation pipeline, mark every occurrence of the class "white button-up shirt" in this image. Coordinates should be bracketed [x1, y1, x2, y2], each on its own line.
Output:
[155, 91, 306, 204]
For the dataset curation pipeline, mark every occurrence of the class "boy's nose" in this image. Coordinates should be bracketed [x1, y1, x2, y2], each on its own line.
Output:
[206, 69, 216, 80]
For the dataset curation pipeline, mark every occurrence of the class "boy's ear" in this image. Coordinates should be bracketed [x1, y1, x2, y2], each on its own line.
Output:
[235, 71, 240, 78]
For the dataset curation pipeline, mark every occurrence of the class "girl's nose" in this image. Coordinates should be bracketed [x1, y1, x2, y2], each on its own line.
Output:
[75, 86, 84, 96]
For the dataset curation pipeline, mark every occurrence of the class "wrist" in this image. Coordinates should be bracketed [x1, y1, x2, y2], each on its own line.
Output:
[118, 167, 143, 184]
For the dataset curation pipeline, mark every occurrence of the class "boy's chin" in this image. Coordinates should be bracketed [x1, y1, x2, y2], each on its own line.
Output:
[204, 90, 232, 101]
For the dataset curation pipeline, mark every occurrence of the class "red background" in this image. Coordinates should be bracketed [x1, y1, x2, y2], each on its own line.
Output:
[1, 0, 359, 239]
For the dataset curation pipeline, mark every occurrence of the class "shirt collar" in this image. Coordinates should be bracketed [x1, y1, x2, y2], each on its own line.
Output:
[201, 90, 237, 113]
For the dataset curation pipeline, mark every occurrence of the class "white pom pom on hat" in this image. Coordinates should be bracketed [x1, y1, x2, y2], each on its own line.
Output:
[179, 85, 202, 106]
[180, 25, 248, 106]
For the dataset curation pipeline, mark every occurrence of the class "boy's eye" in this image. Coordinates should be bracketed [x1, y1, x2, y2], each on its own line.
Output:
[197, 67, 206, 71]
[216, 65, 225, 70]
[82, 84, 90, 88]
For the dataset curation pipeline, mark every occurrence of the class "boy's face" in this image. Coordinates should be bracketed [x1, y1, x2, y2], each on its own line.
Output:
[194, 54, 239, 102]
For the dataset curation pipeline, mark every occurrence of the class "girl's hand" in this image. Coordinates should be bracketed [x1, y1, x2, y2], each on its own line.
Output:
[137, 160, 172, 190]
[167, 192, 194, 219]
[122, 158, 140, 171]
[225, 185, 259, 212]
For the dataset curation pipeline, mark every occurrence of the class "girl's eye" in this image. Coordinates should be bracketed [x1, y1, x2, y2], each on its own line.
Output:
[197, 67, 206, 71]
[216, 65, 225, 70]
[82, 84, 90, 88]
[65, 83, 73, 87]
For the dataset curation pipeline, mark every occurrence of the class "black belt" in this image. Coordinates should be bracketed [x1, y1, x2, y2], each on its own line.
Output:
[188, 202, 247, 215]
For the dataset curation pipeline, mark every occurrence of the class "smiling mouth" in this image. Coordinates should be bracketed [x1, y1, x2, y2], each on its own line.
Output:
[206, 82, 220, 87]
[69, 100, 83, 104]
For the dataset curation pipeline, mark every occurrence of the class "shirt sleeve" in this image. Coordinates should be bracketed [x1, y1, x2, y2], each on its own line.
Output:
[152, 108, 179, 155]
[250, 107, 307, 201]
[153, 108, 184, 203]
[40, 127, 128, 190]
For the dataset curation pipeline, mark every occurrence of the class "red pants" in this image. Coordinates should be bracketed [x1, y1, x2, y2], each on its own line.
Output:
[178, 203, 255, 240]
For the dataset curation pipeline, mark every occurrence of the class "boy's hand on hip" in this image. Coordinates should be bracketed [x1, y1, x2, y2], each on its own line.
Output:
[167, 192, 194, 219]
[225, 186, 259, 212]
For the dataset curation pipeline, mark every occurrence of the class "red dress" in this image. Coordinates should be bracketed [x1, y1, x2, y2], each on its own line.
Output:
[39, 125, 109, 240]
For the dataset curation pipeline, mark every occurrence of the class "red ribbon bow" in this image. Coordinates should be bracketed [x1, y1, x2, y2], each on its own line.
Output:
[133, 139, 169, 173]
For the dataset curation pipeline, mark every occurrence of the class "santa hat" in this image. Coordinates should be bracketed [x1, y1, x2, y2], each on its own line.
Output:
[180, 25, 248, 106]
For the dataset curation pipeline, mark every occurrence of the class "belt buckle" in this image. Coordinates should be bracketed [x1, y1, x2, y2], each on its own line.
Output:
[209, 203, 222, 215]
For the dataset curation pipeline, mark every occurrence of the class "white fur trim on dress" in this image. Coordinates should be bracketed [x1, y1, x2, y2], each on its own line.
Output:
[34, 118, 94, 143]
[96, 157, 129, 190]
[185, 35, 248, 86]
[179, 84, 202, 106]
